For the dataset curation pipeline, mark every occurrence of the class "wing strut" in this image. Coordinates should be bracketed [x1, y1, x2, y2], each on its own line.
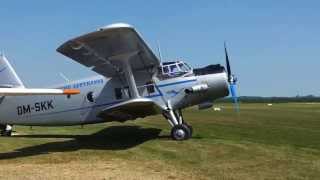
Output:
[121, 52, 140, 98]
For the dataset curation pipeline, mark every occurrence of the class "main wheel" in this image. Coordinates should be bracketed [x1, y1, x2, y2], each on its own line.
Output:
[5, 130, 12, 136]
[171, 124, 191, 140]
[1, 130, 12, 137]
[184, 123, 193, 137]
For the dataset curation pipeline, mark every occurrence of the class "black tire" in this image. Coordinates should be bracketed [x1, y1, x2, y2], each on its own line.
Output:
[1, 130, 11, 137]
[171, 124, 191, 141]
[185, 124, 193, 137]
[6, 131, 12, 136]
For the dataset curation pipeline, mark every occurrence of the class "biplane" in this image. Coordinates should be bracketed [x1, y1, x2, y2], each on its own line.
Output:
[0, 23, 238, 140]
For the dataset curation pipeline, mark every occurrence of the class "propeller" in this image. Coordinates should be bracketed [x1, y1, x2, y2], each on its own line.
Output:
[224, 42, 240, 112]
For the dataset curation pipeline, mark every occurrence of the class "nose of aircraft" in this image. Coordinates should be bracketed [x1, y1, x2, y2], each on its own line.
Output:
[196, 71, 230, 100]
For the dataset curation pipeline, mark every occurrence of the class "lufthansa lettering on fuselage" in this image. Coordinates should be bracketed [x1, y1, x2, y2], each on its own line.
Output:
[17, 100, 54, 115]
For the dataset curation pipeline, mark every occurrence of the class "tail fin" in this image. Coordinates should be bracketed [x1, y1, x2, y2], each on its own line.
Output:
[0, 53, 24, 88]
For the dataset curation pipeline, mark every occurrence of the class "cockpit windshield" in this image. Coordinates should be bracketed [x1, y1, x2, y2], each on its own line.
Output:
[158, 61, 193, 79]
[178, 63, 191, 72]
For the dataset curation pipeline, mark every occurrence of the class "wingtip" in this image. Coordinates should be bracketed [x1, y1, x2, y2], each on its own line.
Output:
[98, 23, 134, 31]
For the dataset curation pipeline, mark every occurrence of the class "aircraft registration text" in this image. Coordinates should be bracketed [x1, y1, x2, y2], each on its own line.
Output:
[17, 100, 54, 115]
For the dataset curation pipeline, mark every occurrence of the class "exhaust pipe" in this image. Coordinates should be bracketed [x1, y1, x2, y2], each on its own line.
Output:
[185, 84, 208, 94]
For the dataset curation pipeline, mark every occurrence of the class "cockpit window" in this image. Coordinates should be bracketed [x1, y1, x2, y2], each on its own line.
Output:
[158, 61, 193, 79]
[184, 62, 192, 70]
[170, 64, 179, 73]
[163, 66, 169, 73]
[178, 63, 189, 72]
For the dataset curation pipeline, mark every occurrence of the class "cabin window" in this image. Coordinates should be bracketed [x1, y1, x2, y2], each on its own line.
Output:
[115, 88, 122, 99]
[86, 91, 95, 103]
[146, 82, 155, 94]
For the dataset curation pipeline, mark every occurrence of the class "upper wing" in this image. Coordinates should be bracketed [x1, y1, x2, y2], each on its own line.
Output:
[98, 98, 164, 122]
[0, 88, 80, 96]
[57, 23, 160, 78]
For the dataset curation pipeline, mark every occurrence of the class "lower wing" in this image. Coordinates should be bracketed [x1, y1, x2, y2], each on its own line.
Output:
[98, 98, 164, 122]
[0, 88, 80, 96]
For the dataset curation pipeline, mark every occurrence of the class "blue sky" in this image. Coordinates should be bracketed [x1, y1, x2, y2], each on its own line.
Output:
[0, 1, 319, 96]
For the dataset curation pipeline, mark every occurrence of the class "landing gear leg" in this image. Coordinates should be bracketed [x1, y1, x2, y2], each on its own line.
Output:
[177, 109, 193, 136]
[163, 109, 193, 141]
[0, 124, 12, 137]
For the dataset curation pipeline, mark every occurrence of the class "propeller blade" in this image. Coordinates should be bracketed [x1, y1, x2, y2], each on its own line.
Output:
[224, 43, 239, 112]
[224, 42, 232, 81]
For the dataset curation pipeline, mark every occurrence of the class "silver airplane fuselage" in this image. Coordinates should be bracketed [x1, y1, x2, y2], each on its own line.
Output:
[0, 71, 229, 126]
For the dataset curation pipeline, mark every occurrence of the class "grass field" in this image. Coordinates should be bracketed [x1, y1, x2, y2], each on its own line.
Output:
[0, 103, 320, 180]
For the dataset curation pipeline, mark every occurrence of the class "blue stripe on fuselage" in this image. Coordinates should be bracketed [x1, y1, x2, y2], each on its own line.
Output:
[27, 78, 197, 117]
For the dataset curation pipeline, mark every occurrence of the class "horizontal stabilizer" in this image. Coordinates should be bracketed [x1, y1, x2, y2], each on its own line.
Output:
[0, 88, 80, 96]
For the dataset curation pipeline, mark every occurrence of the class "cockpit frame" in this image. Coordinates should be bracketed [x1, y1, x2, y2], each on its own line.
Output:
[157, 61, 193, 79]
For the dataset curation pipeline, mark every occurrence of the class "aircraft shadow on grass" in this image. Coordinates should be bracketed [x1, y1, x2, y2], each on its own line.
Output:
[0, 125, 165, 160]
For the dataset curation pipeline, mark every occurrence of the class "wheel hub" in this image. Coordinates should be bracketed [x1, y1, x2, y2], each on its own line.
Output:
[174, 129, 186, 139]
